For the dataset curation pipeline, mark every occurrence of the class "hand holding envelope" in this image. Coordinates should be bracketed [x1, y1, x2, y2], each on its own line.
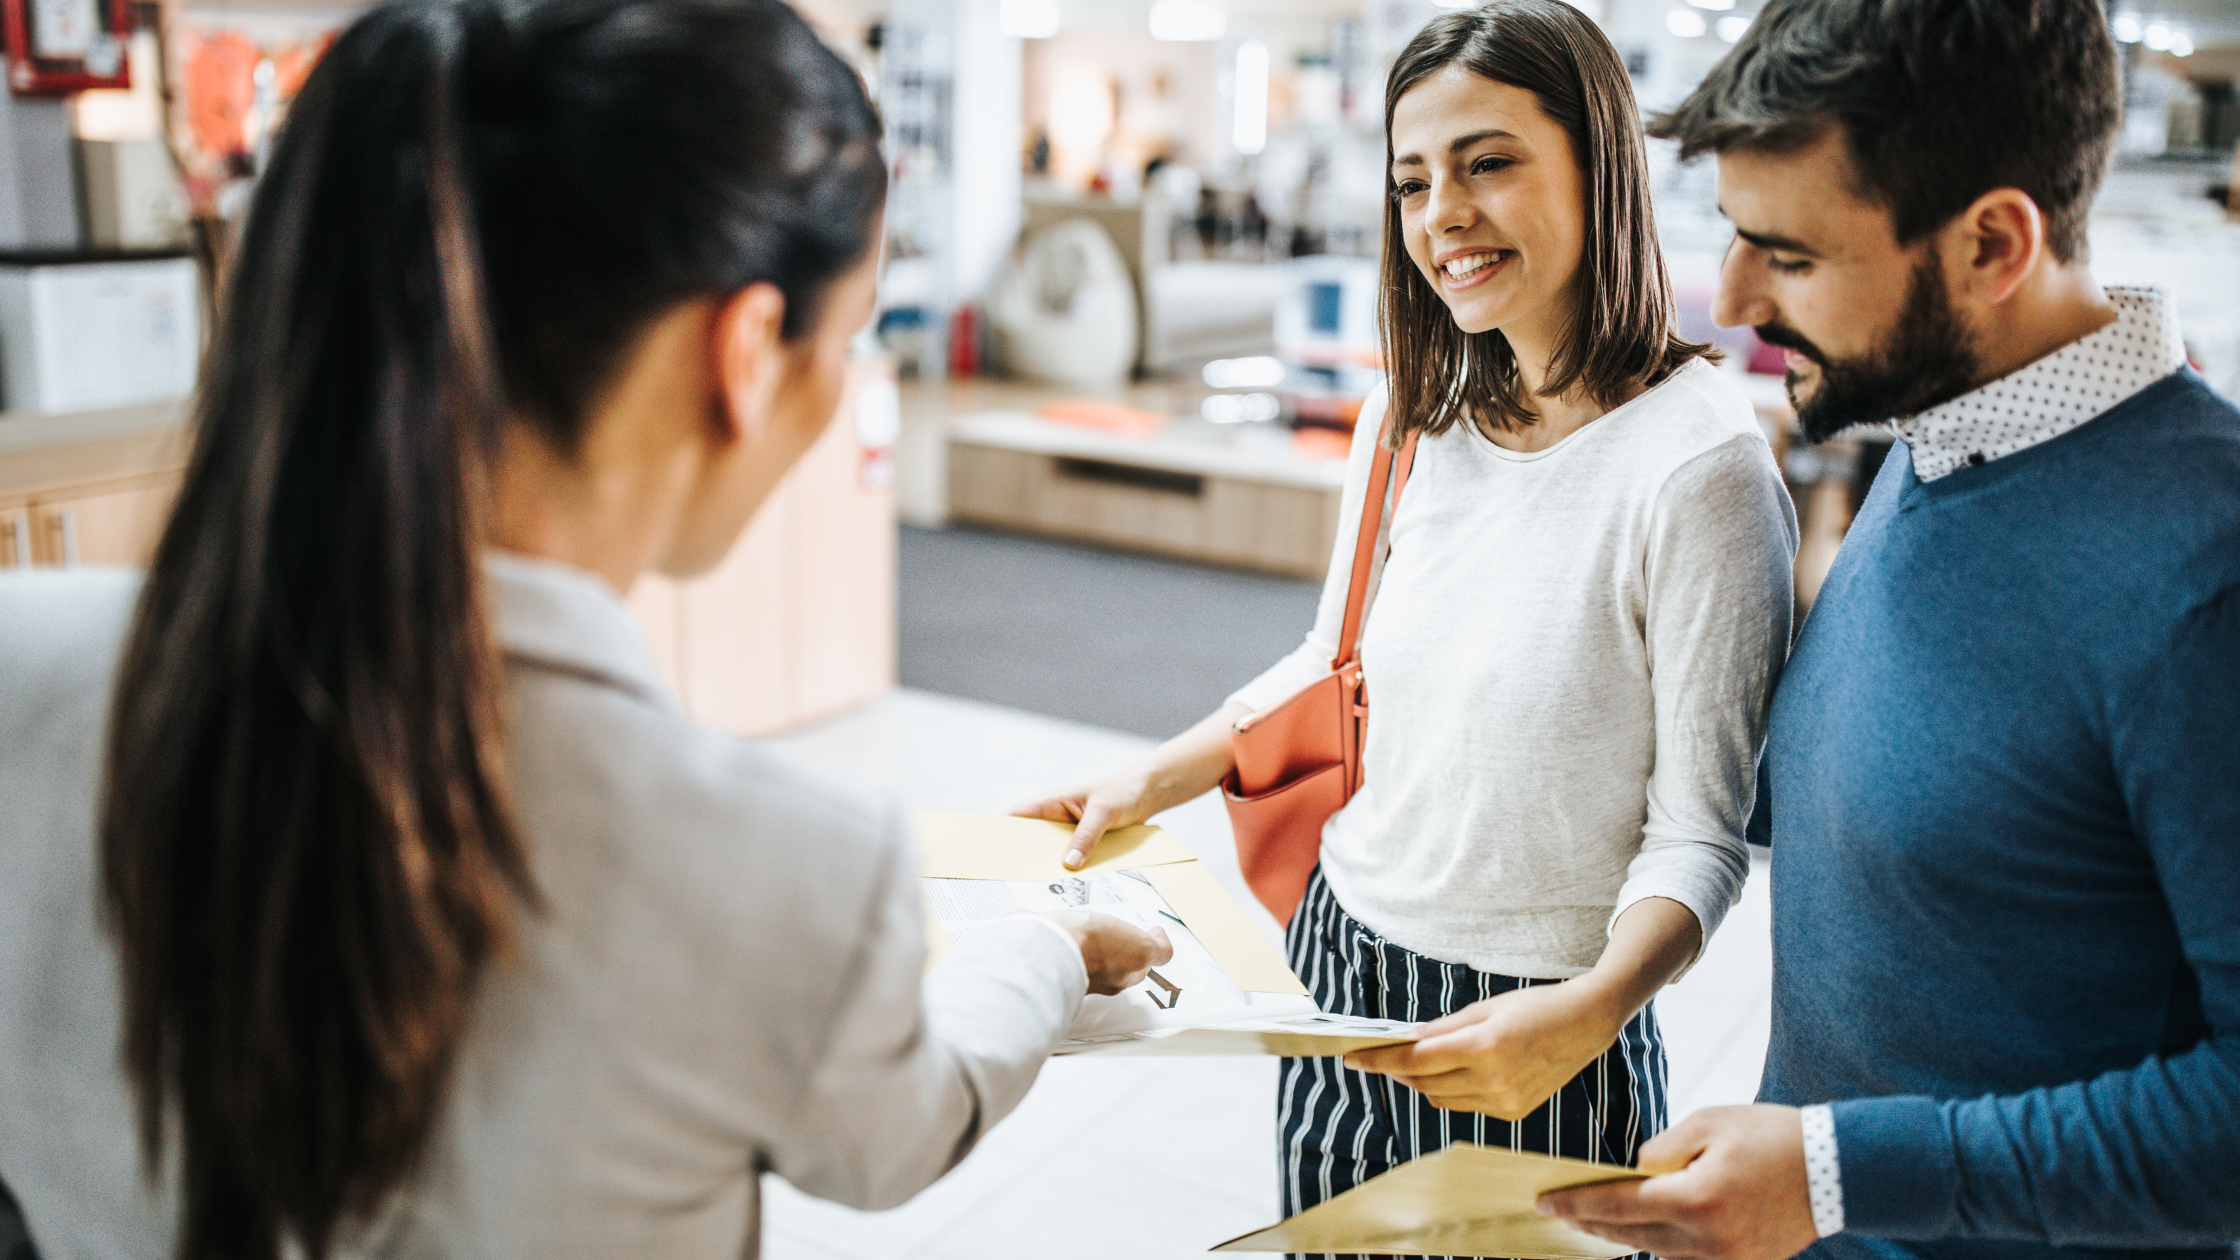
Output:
[1347, 895, 1704, 1121]
[1343, 979, 1636, 1121]
[916, 812, 1710, 1258]
[912, 812, 1421, 1056]
[1534, 1104, 1820, 1260]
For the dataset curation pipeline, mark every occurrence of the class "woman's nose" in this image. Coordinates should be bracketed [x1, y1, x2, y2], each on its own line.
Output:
[1426, 174, 1476, 236]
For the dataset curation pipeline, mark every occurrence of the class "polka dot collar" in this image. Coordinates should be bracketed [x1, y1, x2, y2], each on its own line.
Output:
[1894, 286, 2185, 481]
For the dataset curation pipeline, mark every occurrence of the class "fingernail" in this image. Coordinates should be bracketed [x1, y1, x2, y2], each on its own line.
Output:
[1062, 851, 1082, 869]
[1533, 1200, 1557, 1217]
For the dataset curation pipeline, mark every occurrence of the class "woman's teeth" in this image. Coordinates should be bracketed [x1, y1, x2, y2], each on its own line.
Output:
[1443, 252, 1506, 279]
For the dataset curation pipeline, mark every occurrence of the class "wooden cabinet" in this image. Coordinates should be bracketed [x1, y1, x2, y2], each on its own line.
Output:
[0, 367, 897, 739]
[624, 358, 897, 737]
[0, 501, 29, 569]
[0, 400, 191, 572]
[13, 475, 182, 568]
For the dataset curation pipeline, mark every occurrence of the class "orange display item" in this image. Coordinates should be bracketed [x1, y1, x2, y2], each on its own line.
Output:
[270, 35, 331, 98]
[1293, 427, 1352, 461]
[183, 30, 258, 159]
[1035, 399, 1169, 438]
[1293, 394, 1365, 428]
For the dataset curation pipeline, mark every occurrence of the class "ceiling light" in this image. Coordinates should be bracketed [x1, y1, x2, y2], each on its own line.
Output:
[2111, 12, 2142, 41]
[2143, 21, 2172, 49]
[1666, 8, 1708, 37]
[2171, 31, 2194, 55]
[998, 0, 1058, 38]
[1149, 0, 1225, 41]
[1716, 14, 1751, 41]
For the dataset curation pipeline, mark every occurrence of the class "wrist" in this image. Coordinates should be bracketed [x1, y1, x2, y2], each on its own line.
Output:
[1132, 738, 1234, 814]
[1564, 963, 1650, 1035]
[1043, 908, 1097, 961]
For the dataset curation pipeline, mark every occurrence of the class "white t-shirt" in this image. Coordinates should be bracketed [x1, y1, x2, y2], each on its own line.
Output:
[1231, 359, 1797, 977]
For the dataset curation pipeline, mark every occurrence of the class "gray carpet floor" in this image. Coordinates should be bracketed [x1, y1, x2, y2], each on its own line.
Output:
[898, 525, 1322, 739]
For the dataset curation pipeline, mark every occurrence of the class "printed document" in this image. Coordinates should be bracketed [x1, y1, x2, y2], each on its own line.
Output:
[923, 869, 1302, 1039]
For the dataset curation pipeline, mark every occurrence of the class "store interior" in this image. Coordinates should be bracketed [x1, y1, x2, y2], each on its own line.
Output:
[2, 0, 2237, 1254]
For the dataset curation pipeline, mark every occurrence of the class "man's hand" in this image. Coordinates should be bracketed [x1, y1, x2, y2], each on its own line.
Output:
[1536, 1104, 1820, 1260]
[1343, 980, 1623, 1120]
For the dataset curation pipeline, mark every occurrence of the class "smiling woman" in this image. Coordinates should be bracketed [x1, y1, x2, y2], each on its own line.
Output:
[1382, 1, 1711, 442]
[1010, 3, 1801, 1254]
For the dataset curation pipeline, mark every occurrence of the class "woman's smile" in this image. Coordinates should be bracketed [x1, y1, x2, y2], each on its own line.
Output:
[1439, 249, 1514, 291]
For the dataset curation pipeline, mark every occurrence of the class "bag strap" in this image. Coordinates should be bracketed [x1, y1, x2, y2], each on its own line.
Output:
[1332, 422, 1421, 671]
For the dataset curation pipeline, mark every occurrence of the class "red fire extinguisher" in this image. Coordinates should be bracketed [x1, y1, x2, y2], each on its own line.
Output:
[948, 303, 980, 379]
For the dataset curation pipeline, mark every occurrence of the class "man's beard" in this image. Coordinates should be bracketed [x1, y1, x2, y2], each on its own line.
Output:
[1756, 254, 1983, 444]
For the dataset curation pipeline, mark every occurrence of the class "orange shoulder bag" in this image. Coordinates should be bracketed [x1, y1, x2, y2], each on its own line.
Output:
[1221, 423, 1418, 925]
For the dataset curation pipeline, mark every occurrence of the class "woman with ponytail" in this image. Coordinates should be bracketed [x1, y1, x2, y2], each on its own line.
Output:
[0, 0, 1166, 1257]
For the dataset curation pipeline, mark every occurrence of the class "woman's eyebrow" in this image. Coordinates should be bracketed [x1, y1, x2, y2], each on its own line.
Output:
[1391, 128, 1520, 170]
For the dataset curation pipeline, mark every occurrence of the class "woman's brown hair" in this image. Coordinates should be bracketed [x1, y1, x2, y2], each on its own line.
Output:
[97, 0, 883, 1257]
[1381, 0, 1713, 442]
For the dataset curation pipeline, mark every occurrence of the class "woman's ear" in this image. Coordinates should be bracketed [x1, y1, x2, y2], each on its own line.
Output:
[712, 282, 790, 447]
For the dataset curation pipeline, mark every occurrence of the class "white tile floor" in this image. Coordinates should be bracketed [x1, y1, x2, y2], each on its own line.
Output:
[759, 688, 1774, 1260]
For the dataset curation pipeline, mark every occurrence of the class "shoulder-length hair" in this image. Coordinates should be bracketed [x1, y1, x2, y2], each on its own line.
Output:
[1381, 0, 1712, 443]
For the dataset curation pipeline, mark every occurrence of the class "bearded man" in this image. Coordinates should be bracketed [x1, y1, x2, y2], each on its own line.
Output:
[1538, 1, 2240, 1259]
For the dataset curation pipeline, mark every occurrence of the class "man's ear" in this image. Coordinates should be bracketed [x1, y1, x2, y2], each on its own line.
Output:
[712, 282, 789, 447]
[1944, 188, 2044, 309]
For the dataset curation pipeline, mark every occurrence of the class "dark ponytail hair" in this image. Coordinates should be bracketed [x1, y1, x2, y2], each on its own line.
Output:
[1381, 0, 1712, 442]
[98, 2, 884, 1257]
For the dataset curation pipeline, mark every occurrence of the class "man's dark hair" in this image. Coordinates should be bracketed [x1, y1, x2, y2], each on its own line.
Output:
[1649, 0, 2120, 262]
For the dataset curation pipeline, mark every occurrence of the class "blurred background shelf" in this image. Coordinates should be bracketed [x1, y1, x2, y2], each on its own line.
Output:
[947, 408, 1342, 578]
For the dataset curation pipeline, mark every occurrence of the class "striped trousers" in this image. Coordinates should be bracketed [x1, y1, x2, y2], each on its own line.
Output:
[1277, 868, 1667, 1260]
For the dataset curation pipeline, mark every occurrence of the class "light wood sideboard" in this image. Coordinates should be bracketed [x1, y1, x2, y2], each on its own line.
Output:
[946, 410, 1345, 579]
[0, 402, 192, 569]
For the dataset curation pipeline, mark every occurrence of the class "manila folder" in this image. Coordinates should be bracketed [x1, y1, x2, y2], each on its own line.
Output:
[1211, 1143, 1645, 1258]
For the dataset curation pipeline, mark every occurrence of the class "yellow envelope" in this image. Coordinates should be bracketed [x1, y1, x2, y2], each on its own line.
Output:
[911, 811, 1199, 877]
[910, 811, 1307, 998]
[1212, 1143, 1646, 1258]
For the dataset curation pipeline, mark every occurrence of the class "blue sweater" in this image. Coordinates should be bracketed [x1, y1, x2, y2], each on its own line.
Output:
[1755, 370, 2240, 1260]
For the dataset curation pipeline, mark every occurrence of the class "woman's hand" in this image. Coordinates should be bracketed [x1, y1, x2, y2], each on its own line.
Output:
[1039, 910, 1175, 995]
[1011, 772, 1162, 870]
[1011, 701, 1253, 869]
[1345, 981, 1627, 1119]
[1346, 897, 1705, 1119]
